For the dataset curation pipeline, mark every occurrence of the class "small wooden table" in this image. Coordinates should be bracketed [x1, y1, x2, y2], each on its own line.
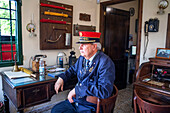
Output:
[1, 72, 77, 113]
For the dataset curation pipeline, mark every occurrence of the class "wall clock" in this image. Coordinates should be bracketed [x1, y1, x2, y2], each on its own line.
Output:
[157, 0, 169, 14]
[158, 0, 169, 9]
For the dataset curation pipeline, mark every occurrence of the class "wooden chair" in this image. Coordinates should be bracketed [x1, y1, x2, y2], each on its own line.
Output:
[134, 90, 170, 113]
[96, 85, 118, 113]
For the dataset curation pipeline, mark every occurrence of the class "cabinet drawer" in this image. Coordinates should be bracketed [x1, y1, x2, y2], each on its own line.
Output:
[23, 84, 49, 107]
[135, 86, 170, 105]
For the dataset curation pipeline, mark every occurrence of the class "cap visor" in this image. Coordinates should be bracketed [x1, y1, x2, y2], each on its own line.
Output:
[76, 41, 94, 44]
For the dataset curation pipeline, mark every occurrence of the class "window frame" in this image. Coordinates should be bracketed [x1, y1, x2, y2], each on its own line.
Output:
[0, 0, 23, 67]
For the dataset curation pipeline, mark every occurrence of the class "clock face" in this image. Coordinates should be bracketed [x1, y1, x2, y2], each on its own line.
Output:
[159, 0, 169, 9]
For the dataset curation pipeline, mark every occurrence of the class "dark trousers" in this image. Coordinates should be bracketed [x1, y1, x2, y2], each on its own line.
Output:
[51, 99, 96, 113]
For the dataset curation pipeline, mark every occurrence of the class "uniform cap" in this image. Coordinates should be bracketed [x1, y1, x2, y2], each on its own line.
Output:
[76, 31, 101, 44]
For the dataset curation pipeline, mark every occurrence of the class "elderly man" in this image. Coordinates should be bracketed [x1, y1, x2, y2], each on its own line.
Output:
[51, 31, 115, 113]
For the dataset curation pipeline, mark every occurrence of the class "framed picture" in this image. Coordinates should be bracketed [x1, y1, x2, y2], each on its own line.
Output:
[155, 48, 170, 59]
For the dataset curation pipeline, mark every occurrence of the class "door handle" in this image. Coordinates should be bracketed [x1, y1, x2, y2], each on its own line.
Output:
[125, 50, 129, 53]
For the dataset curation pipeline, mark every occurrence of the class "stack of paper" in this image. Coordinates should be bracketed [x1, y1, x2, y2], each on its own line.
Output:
[47, 68, 65, 73]
[4, 71, 30, 79]
[48, 71, 64, 78]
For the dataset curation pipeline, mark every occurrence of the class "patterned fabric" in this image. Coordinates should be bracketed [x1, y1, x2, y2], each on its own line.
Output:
[86, 60, 90, 70]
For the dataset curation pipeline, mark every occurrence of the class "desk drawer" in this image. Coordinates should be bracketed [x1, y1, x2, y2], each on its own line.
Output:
[135, 86, 170, 105]
[23, 84, 49, 107]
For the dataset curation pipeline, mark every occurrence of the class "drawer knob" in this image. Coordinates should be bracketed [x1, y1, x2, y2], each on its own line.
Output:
[32, 89, 40, 94]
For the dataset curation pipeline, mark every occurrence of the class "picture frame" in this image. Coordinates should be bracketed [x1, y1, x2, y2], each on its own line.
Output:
[155, 48, 170, 59]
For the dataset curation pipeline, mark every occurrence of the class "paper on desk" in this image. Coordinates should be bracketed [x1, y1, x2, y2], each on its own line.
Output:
[10, 77, 34, 84]
[4, 71, 30, 79]
[47, 68, 65, 72]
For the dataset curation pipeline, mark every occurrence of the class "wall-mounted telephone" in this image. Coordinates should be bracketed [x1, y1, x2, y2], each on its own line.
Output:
[143, 18, 159, 60]
[144, 18, 159, 33]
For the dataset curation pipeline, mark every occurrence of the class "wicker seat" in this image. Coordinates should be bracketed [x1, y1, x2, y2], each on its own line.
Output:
[96, 85, 118, 113]
[134, 90, 170, 113]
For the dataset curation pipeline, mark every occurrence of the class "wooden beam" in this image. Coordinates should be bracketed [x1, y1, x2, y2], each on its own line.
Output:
[101, 0, 136, 6]
[134, 0, 143, 82]
[166, 13, 170, 48]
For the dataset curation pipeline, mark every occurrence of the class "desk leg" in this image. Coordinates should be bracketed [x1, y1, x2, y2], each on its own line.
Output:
[3, 93, 9, 113]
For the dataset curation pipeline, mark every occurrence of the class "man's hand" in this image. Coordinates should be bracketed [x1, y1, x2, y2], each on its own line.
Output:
[67, 88, 76, 103]
[54, 77, 64, 94]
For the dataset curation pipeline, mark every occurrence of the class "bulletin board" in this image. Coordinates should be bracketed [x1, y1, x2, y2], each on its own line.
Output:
[40, 0, 73, 50]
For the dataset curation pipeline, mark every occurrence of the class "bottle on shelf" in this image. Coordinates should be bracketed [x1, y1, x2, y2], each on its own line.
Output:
[39, 58, 45, 75]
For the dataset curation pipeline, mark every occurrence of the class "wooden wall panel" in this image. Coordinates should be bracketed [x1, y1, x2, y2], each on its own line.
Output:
[166, 14, 170, 48]
[40, 0, 73, 50]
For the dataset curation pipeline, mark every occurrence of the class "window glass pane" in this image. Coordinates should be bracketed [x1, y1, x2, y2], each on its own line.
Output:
[1, 44, 16, 51]
[0, 52, 16, 61]
[0, 36, 15, 41]
[0, 9, 10, 18]
[11, 1, 16, 10]
[12, 20, 15, 36]
[1, 52, 12, 61]
[11, 10, 16, 19]
[0, 0, 9, 9]
[0, 19, 10, 36]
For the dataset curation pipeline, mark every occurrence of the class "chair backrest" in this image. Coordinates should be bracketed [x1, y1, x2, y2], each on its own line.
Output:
[96, 84, 118, 113]
[134, 90, 170, 113]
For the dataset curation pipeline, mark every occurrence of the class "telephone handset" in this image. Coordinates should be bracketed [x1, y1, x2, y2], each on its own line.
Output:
[144, 21, 149, 36]
[144, 21, 149, 33]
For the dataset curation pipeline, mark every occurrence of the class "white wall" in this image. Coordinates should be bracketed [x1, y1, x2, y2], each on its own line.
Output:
[0, 0, 99, 102]
[140, 0, 170, 64]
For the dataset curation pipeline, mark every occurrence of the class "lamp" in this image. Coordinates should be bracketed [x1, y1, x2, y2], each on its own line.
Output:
[157, 0, 169, 15]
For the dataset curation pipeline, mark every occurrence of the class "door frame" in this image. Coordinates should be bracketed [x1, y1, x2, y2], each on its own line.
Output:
[99, 0, 143, 81]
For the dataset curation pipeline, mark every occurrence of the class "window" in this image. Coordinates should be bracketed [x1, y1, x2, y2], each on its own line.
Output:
[0, 0, 22, 67]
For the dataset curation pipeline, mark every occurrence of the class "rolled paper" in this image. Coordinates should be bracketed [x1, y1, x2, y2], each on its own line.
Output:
[19, 67, 33, 75]
[44, 11, 68, 18]
[40, 3, 72, 11]
[40, 18, 67, 24]
[19, 67, 36, 77]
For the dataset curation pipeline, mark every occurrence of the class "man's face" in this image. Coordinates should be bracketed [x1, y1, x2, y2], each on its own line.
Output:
[79, 43, 97, 59]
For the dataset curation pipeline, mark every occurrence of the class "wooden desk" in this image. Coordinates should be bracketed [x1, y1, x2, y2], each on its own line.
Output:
[134, 78, 170, 105]
[1, 72, 77, 113]
[134, 58, 170, 105]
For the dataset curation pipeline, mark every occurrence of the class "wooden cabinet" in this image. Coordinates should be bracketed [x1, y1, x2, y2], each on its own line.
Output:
[134, 58, 170, 105]
[40, 0, 73, 50]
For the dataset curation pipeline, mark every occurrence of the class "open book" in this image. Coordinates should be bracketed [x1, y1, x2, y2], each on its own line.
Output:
[4, 71, 30, 79]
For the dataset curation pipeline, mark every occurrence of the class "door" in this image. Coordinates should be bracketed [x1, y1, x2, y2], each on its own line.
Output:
[104, 8, 130, 89]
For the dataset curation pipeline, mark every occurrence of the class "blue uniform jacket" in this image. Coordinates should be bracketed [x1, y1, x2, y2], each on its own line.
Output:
[58, 51, 115, 100]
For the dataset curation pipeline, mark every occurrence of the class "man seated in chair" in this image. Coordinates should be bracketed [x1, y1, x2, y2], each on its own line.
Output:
[51, 31, 115, 113]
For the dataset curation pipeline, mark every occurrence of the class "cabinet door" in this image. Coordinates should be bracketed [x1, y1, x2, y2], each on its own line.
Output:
[23, 84, 49, 107]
